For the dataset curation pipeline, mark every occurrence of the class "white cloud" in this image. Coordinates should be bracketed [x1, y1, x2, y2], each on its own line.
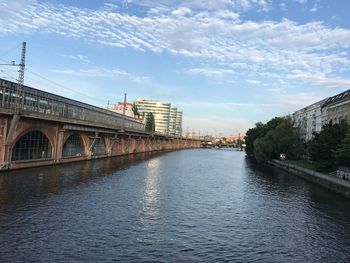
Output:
[52, 67, 151, 83]
[176, 101, 275, 111]
[187, 68, 234, 77]
[172, 7, 191, 16]
[61, 54, 90, 63]
[310, 4, 320, 13]
[1, 1, 349, 88]
[128, 0, 271, 12]
[273, 92, 322, 107]
[246, 79, 261, 85]
[288, 71, 350, 88]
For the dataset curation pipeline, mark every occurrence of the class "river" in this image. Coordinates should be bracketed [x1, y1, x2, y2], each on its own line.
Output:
[0, 149, 350, 262]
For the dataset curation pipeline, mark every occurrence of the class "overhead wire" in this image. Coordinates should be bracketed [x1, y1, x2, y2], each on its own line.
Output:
[25, 68, 108, 103]
[0, 42, 112, 106]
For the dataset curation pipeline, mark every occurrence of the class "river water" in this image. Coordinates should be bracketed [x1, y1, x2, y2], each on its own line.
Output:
[0, 149, 350, 262]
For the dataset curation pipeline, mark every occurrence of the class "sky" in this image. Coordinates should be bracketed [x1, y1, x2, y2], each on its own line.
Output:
[0, 0, 350, 136]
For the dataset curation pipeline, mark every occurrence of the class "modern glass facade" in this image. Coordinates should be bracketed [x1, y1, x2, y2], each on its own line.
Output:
[135, 99, 182, 136]
[169, 107, 177, 136]
[135, 99, 171, 134]
[176, 111, 183, 137]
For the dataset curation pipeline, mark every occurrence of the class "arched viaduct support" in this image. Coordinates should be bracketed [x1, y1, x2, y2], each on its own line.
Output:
[0, 115, 203, 171]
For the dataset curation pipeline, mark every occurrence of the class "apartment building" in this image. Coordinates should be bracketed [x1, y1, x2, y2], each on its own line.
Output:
[293, 89, 350, 141]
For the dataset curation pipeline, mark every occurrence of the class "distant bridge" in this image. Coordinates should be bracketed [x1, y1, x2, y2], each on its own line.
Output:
[0, 78, 207, 171]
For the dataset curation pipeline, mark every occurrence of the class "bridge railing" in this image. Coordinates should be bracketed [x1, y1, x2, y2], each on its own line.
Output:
[0, 78, 144, 131]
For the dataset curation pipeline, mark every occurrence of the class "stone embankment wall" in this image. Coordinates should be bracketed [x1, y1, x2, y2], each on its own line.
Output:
[269, 160, 350, 198]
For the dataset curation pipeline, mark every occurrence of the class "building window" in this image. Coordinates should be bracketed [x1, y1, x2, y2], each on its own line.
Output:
[11, 131, 51, 161]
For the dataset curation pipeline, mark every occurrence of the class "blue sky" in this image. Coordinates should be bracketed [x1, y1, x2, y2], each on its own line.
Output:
[1, 0, 350, 136]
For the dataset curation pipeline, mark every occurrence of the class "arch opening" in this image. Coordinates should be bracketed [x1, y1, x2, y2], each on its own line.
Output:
[11, 131, 51, 161]
[62, 134, 85, 157]
[92, 138, 105, 155]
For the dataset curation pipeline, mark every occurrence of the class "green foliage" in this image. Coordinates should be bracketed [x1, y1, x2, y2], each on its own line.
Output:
[132, 102, 139, 117]
[244, 122, 267, 158]
[245, 117, 285, 159]
[253, 137, 273, 163]
[145, 112, 155, 132]
[245, 117, 302, 163]
[335, 132, 350, 167]
[308, 120, 349, 170]
[252, 117, 303, 163]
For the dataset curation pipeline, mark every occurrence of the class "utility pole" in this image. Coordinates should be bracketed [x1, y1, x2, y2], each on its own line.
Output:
[16, 41, 26, 111]
[0, 41, 26, 112]
[123, 93, 127, 116]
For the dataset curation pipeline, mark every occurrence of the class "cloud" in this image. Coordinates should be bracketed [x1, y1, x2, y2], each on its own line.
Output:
[52, 67, 151, 82]
[127, 0, 271, 12]
[172, 7, 191, 16]
[187, 68, 234, 77]
[273, 91, 322, 107]
[287, 71, 350, 88]
[176, 101, 275, 111]
[310, 4, 320, 13]
[1, 1, 349, 88]
[60, 54, 90, 63]
[246, 79, 261, 85]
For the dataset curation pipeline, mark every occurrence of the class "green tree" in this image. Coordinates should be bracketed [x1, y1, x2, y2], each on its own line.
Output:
[145, 112, 155, 133]
[253, 117, 303, 163]
[132, 102, 139, 117]
[335, 132, 350, 167]
[308, 120, 349, 170]
[244, 122, 266, 158]
[245, 117, 285, 160]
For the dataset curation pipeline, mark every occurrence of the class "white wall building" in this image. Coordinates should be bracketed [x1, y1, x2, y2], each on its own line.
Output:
[322, 90, 350, 126]
[134, 99, 183, 136]
[175, 111, 182, 137]
[169, 107, 178, 136]
[292, 99, 326, 141]
[135, 99, 171, 134]
[293, 89, 350, 141]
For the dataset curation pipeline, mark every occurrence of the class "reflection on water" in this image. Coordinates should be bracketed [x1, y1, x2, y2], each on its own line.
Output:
[143, 158, 161, 218]
[0, 149, 350, 262]
[0, 153, 153, 207]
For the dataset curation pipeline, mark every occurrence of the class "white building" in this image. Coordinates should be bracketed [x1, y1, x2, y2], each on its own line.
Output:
[135, 99, 171, 134]
[175, 111, 182, 137]
[134, 99, 183, 136]
[293, 89, 350, 141]
[169, 107, 178, 136]
[292, 99, 326, 141]
[322, 90, 350, 126]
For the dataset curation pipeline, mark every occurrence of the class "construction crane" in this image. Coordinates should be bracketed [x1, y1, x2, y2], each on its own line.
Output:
[0, 41, 26, 111]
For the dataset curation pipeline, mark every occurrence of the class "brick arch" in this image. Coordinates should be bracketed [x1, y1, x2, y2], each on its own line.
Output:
[62, 132, 88, 150]
[11, 129, 53, 161]
[62, 133, 86, 157]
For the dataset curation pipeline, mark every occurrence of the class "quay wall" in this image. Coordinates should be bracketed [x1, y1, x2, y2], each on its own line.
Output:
[269, 160, 350, 198]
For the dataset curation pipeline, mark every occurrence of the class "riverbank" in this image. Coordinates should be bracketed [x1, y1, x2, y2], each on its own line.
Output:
[269, 160, 350, 198]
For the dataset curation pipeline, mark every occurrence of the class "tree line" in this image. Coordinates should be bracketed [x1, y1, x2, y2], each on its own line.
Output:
[245, 117, 350, 172]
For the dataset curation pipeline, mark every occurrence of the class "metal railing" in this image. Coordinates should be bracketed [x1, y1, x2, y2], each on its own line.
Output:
[0, 78, 144, 131]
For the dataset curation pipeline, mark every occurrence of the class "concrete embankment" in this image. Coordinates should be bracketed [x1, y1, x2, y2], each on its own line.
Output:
[269, 160, 350, 198]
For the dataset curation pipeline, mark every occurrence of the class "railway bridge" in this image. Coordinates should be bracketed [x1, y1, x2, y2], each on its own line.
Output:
[0, 78, 204, 171]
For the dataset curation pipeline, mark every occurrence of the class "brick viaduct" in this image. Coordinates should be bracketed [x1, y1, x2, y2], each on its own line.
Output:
[0, 79, 204, 171]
